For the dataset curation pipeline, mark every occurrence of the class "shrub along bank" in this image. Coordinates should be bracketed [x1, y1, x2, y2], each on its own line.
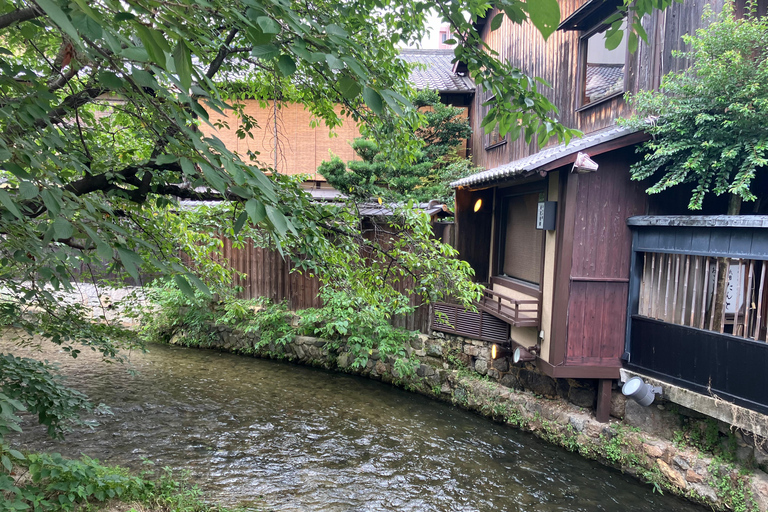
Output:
[0, 447, 245, 512]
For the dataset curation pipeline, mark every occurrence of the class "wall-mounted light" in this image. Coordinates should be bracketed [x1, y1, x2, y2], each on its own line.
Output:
[571, 152, 599, 174]
[513, 345, 540, 364]
[473, 198, 483, 212]
[490, 343, 512, 359]
[622, 376, 662, 407]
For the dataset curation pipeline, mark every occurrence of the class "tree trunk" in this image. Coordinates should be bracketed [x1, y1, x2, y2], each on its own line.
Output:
[711, 194, 742, 332]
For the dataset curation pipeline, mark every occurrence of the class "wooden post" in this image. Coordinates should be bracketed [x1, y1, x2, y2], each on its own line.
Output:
[712, 194, 742, 331]
[596, 379, 612, 423]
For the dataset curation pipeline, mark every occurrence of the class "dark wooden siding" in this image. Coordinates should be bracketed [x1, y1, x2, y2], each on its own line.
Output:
[470, 0, 729, 171]
[629, 316, 768, 415]
[217, 237, 432, 333]
[455, 187, 494, 282]
[562, 148, 647, 366]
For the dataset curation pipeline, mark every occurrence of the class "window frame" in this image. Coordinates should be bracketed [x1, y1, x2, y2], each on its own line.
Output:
[493, 182, 547, 291]
[481, 92, 507, 150]
[575, 14, 630, 111]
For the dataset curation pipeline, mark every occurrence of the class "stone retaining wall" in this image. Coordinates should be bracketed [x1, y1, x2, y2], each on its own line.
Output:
[173, 326, 768, 512]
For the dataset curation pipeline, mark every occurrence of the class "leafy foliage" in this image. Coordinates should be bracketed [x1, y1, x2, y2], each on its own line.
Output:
[0, 354, 107, 441]
[319, 90, 479, 204]
[0, 448, 241, 512]
[298, 289, 416, 368]
[623, 3, 768, 210]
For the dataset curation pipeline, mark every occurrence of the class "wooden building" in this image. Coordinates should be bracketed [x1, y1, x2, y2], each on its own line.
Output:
[199, 49, 475, 185]
[438, 0, 768, 421]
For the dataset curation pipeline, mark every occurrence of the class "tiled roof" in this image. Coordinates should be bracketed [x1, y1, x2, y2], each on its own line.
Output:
[399, 49, 475, 93]
[451, 124, 641, 188]
[585, 63, 624, 102]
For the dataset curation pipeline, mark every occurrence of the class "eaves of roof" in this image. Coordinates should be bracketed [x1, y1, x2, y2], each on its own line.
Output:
[451, 124, 648, 189]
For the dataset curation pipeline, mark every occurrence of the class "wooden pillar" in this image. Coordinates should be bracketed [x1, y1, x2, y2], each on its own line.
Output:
[596, 379, 613, 423]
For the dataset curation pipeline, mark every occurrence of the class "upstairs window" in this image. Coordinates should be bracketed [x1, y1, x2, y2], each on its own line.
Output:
[481, 92, 506, 149]
[579, 17, 627, 108]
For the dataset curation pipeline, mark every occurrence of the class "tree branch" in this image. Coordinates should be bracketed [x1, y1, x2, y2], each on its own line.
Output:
[0, 5, 43, 30]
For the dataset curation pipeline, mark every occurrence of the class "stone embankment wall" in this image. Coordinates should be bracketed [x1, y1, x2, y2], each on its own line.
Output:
[176, 326, 768, 512]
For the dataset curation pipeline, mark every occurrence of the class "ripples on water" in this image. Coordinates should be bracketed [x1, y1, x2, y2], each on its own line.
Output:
[8, 342, 705, 511]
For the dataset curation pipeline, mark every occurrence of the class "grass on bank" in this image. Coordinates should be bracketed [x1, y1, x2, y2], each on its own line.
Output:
[0, 448, 252, 512]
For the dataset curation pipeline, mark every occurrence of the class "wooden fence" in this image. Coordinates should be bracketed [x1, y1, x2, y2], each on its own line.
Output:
[217, 236, 434, 333]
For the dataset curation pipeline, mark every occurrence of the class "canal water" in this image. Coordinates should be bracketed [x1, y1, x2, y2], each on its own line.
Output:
[7, 341, 704, 511]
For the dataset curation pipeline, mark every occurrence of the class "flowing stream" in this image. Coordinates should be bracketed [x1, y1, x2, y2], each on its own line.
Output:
[6, 340, 705, 511]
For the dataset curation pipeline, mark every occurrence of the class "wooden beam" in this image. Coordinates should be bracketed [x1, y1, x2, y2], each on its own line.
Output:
[596, 379, 613, 423]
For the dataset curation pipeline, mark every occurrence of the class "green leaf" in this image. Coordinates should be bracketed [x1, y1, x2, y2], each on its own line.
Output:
[173, 41, 192, 93]
[35, 0, 80, 43]
[116, 248, 143, 280]
[0, 189, 22, 219]
[98, 71, 124, 90]
[18, 182, 38, 200]
[245, 198, 266, 224]
[174, 274, 195, 297]
[114, 12, 135, 21]
[491, 13, 504, 31]
[257, 16, 281, 34]
[233, 211, 248, 235]
[363, 87, 383, 115]
[527, 0, 560, 41]
[251, 44, 280, 59]
[135, 25, 167, 68]
[325, 54, 344, 70]
[265, 205, 289, 237]
[187, 274, 211, 297]
[338, 76, 361, 99]
[1, 455, 10, 472]
[71, 10, 103, 39]
[53, 218, 74, 240]
[605, 28, 624, 51]
[277, 55, 296, 76]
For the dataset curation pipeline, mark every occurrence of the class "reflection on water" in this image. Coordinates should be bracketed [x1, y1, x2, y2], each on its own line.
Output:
[8, 342, 704, 511]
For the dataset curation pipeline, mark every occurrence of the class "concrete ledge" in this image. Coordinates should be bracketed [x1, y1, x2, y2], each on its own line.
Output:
[620, 369, 768, 439]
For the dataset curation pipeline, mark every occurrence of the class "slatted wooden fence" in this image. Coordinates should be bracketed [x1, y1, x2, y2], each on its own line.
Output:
[638, 252, 768, 342]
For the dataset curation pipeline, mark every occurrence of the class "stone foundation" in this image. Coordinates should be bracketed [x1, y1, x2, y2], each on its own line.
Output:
[171, 326, 768, 512]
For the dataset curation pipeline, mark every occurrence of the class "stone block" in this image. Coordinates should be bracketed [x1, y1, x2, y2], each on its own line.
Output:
[487, 368, 500, 380]
[643, 442, 665, 459]
[568, 386, 596, 409]
[688, 483, 717, 503]
[294, 335, 321, 346]
[685, 469, 704, 484]
[374, 360, 387, 376]
[337, 353, 350, 368]
[624, 398, 681, 440]
[673, 455, 691, 471]
[463, 345, 480, 357]
[610, 392, 627, 419]
[569, 415, 587, 433]
[500, 372, 521, 390]
[657, 460, 687, 490]
[519, 368, 557, 398]
[474, 359, 488, 375]
[490, 357, 509, 373]
[426, 342, 443, 357]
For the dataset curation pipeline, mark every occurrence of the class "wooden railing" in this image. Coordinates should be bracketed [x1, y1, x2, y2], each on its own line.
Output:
[638, 253, 767, 341]
[478, 288, 540, 328]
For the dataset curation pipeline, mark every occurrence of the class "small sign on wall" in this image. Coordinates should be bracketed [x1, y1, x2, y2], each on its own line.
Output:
[536, 201, 557, 230]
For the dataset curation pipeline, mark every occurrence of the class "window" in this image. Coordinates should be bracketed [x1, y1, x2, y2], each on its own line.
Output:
[497, 191, 545, 286]
[579, 17, 627, 108]
[440, 32, 448, 43]
[481, 91, 506, 149]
